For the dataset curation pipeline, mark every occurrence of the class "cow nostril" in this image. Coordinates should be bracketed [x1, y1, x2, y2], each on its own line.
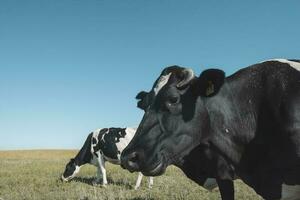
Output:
[125, 151, 141, 171]
[129, 152, 139, 163]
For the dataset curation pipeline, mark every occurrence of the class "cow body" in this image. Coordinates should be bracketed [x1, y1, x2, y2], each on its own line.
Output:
[62, 127, 153, 189]
[121, 59, 300, 199]
[205, 60, 300, 199]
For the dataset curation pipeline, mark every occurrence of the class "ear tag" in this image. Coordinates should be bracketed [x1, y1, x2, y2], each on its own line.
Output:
[206, 81, 215, 96]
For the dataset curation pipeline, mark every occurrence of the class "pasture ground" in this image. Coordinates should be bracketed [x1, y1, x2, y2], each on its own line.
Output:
[0, 150, 262, 200]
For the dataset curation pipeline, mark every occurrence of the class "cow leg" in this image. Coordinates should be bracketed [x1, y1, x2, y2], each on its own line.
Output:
[148, 177, 154, 189]
[95, 154, 107, 186]
[134, 172, 143, 190]
[92, 153, 103, 185]
[280, 184, 300, 200]
[203, 178, 218, 191]
[217, 179, 234, 200]
[95, 166, 102, 184]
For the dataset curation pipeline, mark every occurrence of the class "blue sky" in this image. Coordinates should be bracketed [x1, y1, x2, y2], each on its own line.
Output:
[0, 0, 299, 149]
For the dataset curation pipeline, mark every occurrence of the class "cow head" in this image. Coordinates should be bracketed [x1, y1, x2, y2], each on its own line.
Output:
[121, 65, 225, 176]
[61, 158, 81, 182]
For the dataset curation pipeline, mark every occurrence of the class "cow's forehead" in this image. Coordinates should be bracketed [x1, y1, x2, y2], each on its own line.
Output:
[153, 72, 172, 96]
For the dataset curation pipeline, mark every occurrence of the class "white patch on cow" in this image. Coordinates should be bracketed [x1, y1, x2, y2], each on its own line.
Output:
[115, 127, 137, 153]
[73, 165, 80, 176]
[203, 178, 218, 191]
[61, 175, 69, 182]
[92, 128, 109, 146]
[98, 154, 108, 185]
[267, 59, 300, 71]
[153, 73, 172, 96]
[91, 129, 100, 153]
[281, 184, 300, 200]
[101, 129, 109, 142]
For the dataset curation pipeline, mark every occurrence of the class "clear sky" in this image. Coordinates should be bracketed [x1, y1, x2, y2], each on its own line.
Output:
[0, 0, 299, 150]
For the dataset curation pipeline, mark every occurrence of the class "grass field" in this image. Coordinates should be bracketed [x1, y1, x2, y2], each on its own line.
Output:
[0, 150, 262, 200]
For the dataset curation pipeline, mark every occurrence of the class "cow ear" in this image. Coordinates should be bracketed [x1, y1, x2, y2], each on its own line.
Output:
[136, 91, 148, 100]
[136, 91, 149, 110]
[196, 69, 225, 97]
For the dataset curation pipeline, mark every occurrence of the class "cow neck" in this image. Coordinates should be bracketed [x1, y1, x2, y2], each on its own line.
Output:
[171, 95, 211, 167]
[203, 79, 249, 165]
[172, 136, 202, 167]
[74, 133, 93, 166]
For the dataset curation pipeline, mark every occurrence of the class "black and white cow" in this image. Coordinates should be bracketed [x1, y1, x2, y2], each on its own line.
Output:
[62, 127, 153, 189]
[121, 59, 300, 200]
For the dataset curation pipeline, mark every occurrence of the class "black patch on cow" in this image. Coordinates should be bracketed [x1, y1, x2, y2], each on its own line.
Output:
[73, 133, 93, 166]
[93, 128, 127, 160]
[100, 128, 109, 135]
[92, 137, 97, 144]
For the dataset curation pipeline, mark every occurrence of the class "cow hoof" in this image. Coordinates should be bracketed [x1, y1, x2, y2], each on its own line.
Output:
[101, 184, 107, 188]
[92, 180, 102, 186]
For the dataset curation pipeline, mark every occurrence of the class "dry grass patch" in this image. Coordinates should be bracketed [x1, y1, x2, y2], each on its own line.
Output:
[0, 150, 262, 200]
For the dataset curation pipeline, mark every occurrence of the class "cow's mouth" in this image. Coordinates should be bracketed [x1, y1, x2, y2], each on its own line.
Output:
[61, 175, 71, 182]
[141, 156, 167, 176]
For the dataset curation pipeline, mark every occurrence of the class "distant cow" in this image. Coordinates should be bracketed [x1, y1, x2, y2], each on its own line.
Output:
[62, 127, 153, 189]
[122, 59, 300, 200]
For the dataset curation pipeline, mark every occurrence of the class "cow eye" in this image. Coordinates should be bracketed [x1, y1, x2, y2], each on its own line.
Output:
[167, 96, 180, 105]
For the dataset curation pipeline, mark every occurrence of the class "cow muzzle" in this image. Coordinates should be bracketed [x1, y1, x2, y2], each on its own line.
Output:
[61, 175, 70, 182]
[121, 151, 142, 172]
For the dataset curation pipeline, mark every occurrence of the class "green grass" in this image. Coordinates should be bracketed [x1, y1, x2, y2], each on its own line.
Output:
[0, 150, 262, 200]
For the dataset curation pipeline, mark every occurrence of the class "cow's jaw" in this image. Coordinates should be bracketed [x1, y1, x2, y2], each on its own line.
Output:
[141, 152, 168, 176]
[142, 161, 165, 176]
